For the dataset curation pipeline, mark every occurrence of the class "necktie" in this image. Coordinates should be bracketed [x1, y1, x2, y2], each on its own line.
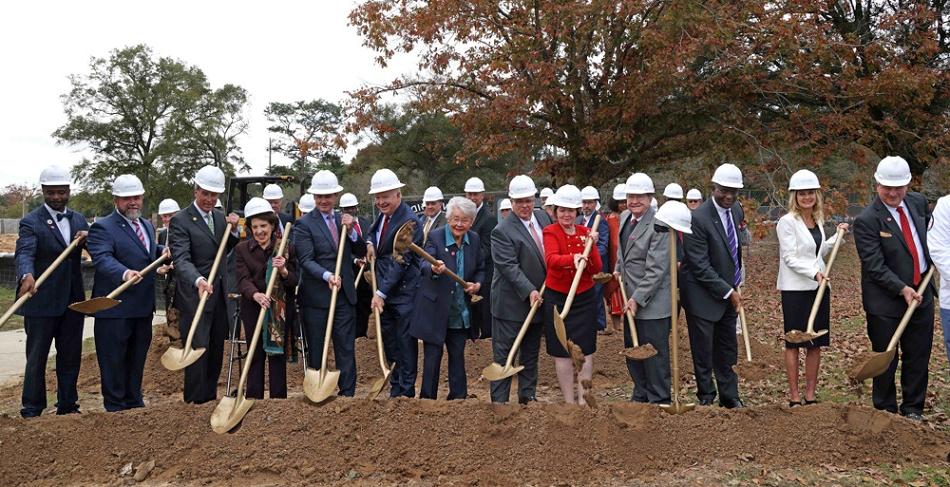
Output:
[354, 220, 362, 238]
[380, 215, 390, 244]
[725, 209, 741, 287]
[528, 221, 544, 254]
[424, 217, 433, 236]
[56, 211, 69, 222]
[326, 213, 339, 247]
[205, 212, 214, 234]
[896, 206, 922, 285]
[131, 219, 147, 248]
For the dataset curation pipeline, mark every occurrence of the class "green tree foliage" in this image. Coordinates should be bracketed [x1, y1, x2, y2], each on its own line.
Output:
[264, 99, 347, 182]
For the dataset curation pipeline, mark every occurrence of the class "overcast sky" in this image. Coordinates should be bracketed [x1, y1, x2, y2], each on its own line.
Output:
[0, 0, 414, 189]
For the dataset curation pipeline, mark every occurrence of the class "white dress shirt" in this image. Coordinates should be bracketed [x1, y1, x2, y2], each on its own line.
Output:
[928, 195, 950, 309]
[44, 204, 71, 243]
[884, 200, 928, 275]
[520, 214, 545, 253]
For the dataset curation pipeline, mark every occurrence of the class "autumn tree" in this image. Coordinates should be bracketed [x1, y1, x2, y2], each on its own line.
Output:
[264, 99, 347, 182]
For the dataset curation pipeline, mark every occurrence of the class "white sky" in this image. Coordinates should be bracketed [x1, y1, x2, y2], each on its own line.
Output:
[0, 0, 414, 188]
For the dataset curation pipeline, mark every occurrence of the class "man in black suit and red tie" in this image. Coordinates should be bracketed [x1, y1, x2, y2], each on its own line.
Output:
[853, 156, 935, 421]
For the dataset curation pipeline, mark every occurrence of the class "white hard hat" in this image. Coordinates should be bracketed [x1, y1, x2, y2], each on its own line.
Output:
[874, 156, 912, 187]
[612, 184, 626, 200]
[368, 168, 405, 194]
[244, 197, 273, 219]
[215, 198, 223, 209]
[158, 198, 180, 215]
[663, 183, 684, 199]
[111, 174, 145, 197]
[539, 187, 554, 199]
[551, 184, 582, 209]
[339, 192, 359, 208]
[580, 185, 600, 201]
[499, 198, 512, 211]
[650, 197, 658, 209]
[711, 163, 744, 189]
[194, 165, 226, 193]
[422, 186, 444, 202]
[686, 188, 702, 200]
[263, 184, 284, 200]
[298, 194, 315, 213]
[508, 175, 538, 199]
[39, 165, 71, 187]
[464, 177, 486, 193]
[625, 173, 655, 195]
[788, 169, 821, 191]
[655, 201, 693, 234]
[308, 170, 344, 195]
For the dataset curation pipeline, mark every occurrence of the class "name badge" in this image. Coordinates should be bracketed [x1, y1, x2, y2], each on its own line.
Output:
[879, 231, 892, 238]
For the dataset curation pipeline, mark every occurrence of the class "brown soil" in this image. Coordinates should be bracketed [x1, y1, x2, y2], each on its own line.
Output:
[0, 234, 16, 253]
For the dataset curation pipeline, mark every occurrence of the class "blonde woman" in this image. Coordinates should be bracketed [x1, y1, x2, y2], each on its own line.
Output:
[776, 169, 848, 407]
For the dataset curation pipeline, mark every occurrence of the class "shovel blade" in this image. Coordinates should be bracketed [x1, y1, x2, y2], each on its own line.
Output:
[482, 363, 524, 382]
[622, 344, 658, 361]
[850, 349, 897, 382]
[367, 364, 394, 399]
[210, 395, 255, 434]
[304, 367, 340, 404]
[785, 329, 829, 344]
[68, 297, 120, 315]
[160, 346, 207, 371]
[552, 307, 569, 350]
[592, 272, 614, 285]
[659, 401, 696, 415]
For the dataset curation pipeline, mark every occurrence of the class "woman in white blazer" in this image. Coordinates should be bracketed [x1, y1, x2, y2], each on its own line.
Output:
[776, 170, 848, 407]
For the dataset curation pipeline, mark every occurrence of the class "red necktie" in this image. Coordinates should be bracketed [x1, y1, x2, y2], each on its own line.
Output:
[380, 215, 390, 243]
[896, 206, 921, 285]
[132, 220, 147, 248]
[354, 220, 362, 238]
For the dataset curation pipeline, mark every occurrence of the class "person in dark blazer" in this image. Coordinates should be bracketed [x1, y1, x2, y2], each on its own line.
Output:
[87, 175, 168, 412]
[235, 198, 297, 399]
[853, 156, 935, 421]
[465, 177, 497, 339]
[680, 163, 746, 408]
[340, 193, 373, 339]
[156, 198, 181, 339]
[294, 172, 366, 397]
[410, 197, 485, 400]
[578, 186, 611, 334]
[14, 165, 88, 418]
[421, 186, 447, 246]
[489, 175, 551, 404]
[262, 183, 296, 240]
[170, 165, 240, 404]
[367, 169, 423, 398]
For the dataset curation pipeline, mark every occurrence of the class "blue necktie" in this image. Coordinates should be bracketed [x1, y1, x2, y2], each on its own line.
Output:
[725, 210, 740, 287]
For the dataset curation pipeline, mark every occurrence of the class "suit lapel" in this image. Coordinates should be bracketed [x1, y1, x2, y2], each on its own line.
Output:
[511, 216, 544, 267]
[186, 205, 217, 243]
[875, 200, 910, 255]
[707, 202, 730, 251]
[114, 212, 149, 257]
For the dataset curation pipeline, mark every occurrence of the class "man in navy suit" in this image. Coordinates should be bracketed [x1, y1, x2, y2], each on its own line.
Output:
[293, 171, 367, 397]
[340, 193, 373, 338]
[14, 164, 89, 418]
[366, 169, 423, 398]
[87, 175, 169, 412]
[578, 186, 610, 333]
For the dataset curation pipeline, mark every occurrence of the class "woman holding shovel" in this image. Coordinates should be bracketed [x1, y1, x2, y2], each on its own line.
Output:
[234, 198, 297, 399]
[776, 170, 848, 407]
[542, 185, 602, 405]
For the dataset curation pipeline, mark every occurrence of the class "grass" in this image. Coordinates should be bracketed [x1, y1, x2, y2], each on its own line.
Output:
[0, 286, 24, 331]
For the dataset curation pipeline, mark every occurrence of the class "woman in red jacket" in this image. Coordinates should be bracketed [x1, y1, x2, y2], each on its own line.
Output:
[543, 185, 603, 405]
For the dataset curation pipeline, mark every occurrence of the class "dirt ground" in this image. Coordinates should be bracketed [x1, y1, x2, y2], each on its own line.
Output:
[0, 234, 16, 253]
[0, 240, 948, 485]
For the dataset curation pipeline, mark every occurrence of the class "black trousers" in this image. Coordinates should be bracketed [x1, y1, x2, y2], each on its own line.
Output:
[380, 300, 417, 398]
[489, 316, 543, 403]
[240, 312, 287, 399]
[867, 307, 934, 415]
[355, 274, 372, 338]
[301, 303, 357, 396]
[179, 292, 228, 404]
[420, 328, 469, 400]
[21, 312, 84, 417]
[624, 316, 671, 404]
[685, 309, 740, 405]
[94, 316, 152, 412]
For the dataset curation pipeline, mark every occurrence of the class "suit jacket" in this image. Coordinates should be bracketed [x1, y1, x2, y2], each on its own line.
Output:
[87, 210, 163, 319]
[235, 237, 298, 316]
[368, 202, 422, 305]
[14, 206, 88, 317]
[170, 203, 240, 317]
[615, 207, 671, 320]
[544, 223, 602, 295]
[680, 199, 744, 321]
[577, 212, 610, 272]
[421, 211, 447, 245]
[294, 210, 366, 308]
[775, 213, 838, 291]
[409, 228, 485, 345]
[853, 193, 934, 317]
[470, 204, 497, 291]
[490, 210, 551, 321]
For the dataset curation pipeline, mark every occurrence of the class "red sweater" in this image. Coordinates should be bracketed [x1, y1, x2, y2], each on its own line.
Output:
[543, 223, 602, 295]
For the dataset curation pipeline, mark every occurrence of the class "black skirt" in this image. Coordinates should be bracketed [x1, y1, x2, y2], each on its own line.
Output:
[544, 287, 598, 357]
[781, 289, 830, 349]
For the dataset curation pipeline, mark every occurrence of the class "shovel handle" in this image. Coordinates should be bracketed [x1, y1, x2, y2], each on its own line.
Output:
[410, 242, 471, 290]
[0, 235, 85, 326]
[318, 223, 350, 375]
[354, 263, 366, 288]
[616, 273, 641, 347]
[106, 253, 170, 299]
[669, 227, 681, 404]
[805, 227, 845, 333]
[183, 223, 233, 352]
[886, 267, 934, 352]
[503, 285, 546, 368]
[368, 257, 391, 376]
[560, 214, 602, 318]
[738, 289, 752, 362]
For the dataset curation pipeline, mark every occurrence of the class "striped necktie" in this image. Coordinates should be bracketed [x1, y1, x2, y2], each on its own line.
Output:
[725, 209, 740, 286]
[131, 219, 147, 249]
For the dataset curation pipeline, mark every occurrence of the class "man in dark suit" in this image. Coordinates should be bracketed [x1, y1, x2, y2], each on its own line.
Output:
[294, 171, 367, 397]
[681, 163, 746, 408]
[170, 165, 240, 404]
[367, 169, 423, 398]
[157, 198, 180, 340]
[853, 156, 934, 421]
[14, 165, 89, 418]
[262, 183, 295, 240]
[87, 174, 167, 412]
[421, 186, 447, 245]
[465, 177, 497, 339]
[489, 175, 551, 404]
[340, 193, 373, 338]
[579, 186, 611, 333]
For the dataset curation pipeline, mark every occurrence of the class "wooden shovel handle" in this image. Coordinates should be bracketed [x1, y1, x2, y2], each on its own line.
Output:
[318, 223, 350, 374]
[669, 226, 682, 403]
[183, 223, 233, 352]
[409, 242, 471, 289]
[354, 263, 366, 288]
[0, 235, 85, 326]
[886, 267, 934, 352]
[805, 226, 846, 332]
[560, 214, 602, 318]
[106, 253, 169, 299]
[503, 284, 546, 368]
[368, 256, 390, 375]
[616, 273, 640, 347]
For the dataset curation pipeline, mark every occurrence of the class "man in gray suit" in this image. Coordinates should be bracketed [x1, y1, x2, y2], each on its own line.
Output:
[615, 173, 672, 404]
[489, 175, 551, 404]
[170, 165, 240, 404]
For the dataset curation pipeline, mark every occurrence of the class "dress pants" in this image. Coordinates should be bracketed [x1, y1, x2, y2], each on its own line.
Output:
[489, 316, 542, 403]
[241, 314, 287, 399]
[179, 291, 228, 404]
[420, 328, 468, 400]
[594, 283, 607, 331]
[867, 308, 933, 415]
[94, 316, 152, 411]
[301, 303, 357, 396]
[355, 275, 372, 338]
[380, 300, 417, 398]
[21, 311, 84, 417]
[685, 309, 740, 405]
[624, 316, 671, 404]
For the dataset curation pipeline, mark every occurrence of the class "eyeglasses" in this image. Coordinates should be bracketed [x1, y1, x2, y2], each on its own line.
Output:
[449, 217, 473, 225]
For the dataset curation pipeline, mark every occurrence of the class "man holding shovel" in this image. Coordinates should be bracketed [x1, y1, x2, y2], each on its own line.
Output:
[853, 156, 934, 421]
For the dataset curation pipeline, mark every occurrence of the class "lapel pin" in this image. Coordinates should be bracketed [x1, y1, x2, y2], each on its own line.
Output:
[886, 217, 892, 222]
[46, 219, 53, 225]
[192, 217, 197, 221]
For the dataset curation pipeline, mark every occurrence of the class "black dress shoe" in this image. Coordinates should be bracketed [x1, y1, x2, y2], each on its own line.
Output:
[699, 398, 715, 406]
[902, 412, 924, 422]
[721, 399, 745, 409]
[518, 396, 535, 405]
[788, 400, 803, 408]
